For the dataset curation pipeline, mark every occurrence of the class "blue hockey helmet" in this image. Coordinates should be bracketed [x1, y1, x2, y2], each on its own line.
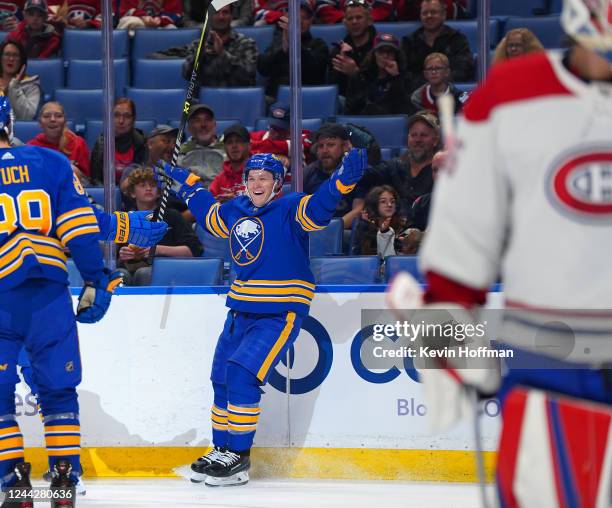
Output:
[243, 153, 286, 205]
[0, 96, 12, 139]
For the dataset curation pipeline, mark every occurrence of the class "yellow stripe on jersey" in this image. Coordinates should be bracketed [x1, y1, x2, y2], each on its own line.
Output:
[56, 211, 99, 245]
[0, 233, 67, 279]
[257, 312, 296, 381]
[233, 279, 315, 290]
[295, 195, 325, 232]
[227, 293, 312, 305]
[205, 203, 229, 239]
[230, 284, 315, 299]
[56, 207, 92, 225]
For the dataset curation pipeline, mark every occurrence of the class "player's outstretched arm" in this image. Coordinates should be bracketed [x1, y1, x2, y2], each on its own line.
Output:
[93, 208, 169, 247]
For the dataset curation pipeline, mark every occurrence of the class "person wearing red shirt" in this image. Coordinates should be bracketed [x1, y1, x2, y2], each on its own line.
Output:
[209, 124, 251, 202]
[6, 0, 62, 58]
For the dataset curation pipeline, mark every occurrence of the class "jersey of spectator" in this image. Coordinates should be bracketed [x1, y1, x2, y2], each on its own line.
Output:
[315, 0, 392, 23]
[253, 0, 288, 24]
[6, 19, 62, 58]
[395, 0, 467, 20]
[250, 129, 313, 164]
[118, 0, 182, 27]
[90, 128, 147, 186]
[410, 82, 468, 113]
[28, 129, 91, 178]
[329, 25, 376, 97]
[401, 24, 475, 85]
[209, 159, 246, 199]
[0, 1, 24, 31]
[48, 0, 101, 28]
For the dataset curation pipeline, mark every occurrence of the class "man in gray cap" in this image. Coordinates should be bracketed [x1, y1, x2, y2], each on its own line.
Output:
[177, 103, 225, 189]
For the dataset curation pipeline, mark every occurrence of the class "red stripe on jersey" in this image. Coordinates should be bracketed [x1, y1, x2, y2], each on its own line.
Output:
[463, 53, 574, 123]
[423, 271, 487, 307]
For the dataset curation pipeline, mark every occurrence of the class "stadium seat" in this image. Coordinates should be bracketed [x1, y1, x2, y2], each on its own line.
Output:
[335, 115, 408, 149]
[374, 22, 419, 40]
[309, 218, 343, 257]
[27, 58, 64, 101]
[446, 19, 501, 51]
[85, 187, 122, 209]
[52, 89, 104, 129]
[454, 82, 477, 94]
[276, 85, 338, 118]
[380, 147, 393, 160]
[310, 24, 346, 48]
[150, 257, 224, 286]
[66, 59, 129, 95]
[489, 0, 546, 16]
[503, 16, 564, 49]
[169, 117, 242, 135]
[126, 88, 186, 124]
[195, 225, 231, 263]
[62, 29, 129, 60]
[547, 0, 562, 14]
[132, 59, 187, 89]
[309, 256, 380, 284]
[384, 255, 423, 283]
[131, 28, 201, 60]
[85, 119, 155, 149]
[254, 117, 323, 131]
[200, 87, 265, 128]
[234, 25, 275, 51]
[13, 120, 75, 143]
[66, 260, 84, 287]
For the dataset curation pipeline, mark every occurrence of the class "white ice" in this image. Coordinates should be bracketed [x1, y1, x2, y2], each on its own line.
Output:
[61, 478, 489, 508]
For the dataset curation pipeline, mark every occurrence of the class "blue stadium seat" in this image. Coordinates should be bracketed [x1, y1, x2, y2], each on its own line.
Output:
[309, 218, 343, 257]
[384, 255, 423, 283]
[374, 22, 419, 40]
[62, 29, 129, 60]
[490, 0, 546, 16]
[234, 25, 275, 51]
[446, 19, 501, 51]
[66, 260, 84, 287]
[548, 0, 562, 14]
[169, 118, 242, 135]
[52, 89, 104, 129]
[132, 59, 186, 89]
[126, 88, 186, 124]
[27, 58, 64, 101]
[65, 59, 129, 95]
[85, 187, 122, 209]
[13, 120, 74, 143]
[85, 119, 156, 149]
[503, 16, 564, 49]
[380, 147, 393, 160]
[200, 87, 265, 128]
[454, 82, 477, 94]
[150, 257, 224, 286]
[276, 85, 338, 118]
[309, 256, 380, 284]
[310, 24, 346, 48]
[254, 117, 323, 131]
[131, 28, 201, 59]
[335, 115, 408, 149]
[195, 225, 231, 263]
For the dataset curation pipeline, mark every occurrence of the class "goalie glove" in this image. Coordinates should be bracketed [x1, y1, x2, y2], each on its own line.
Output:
[153, 161, 203, 202]
[76, 269, 123, 324]
[108, 211, 168, 246]
[329, 148, 367, 196]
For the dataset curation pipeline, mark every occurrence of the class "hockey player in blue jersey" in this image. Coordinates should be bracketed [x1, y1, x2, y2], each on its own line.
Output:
[155, 148, 367, 487]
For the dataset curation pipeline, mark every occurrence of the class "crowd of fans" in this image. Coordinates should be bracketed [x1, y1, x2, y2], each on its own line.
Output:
[0, 0, 549, 283]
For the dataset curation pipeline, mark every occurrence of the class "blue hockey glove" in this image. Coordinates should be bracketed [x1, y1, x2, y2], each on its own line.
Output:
[108, 211, 168, 246]
[330, 148, 368, 195]
[76, 269, 123, 324]
[153, 161, 202, 202]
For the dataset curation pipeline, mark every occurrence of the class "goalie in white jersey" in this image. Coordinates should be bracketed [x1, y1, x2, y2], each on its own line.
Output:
[388, 1, 612, 506]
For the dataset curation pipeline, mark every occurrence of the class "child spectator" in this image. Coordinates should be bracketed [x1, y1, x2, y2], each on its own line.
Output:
[492, 28, 544, 65]
[0, 40, 41, 120]
[6, 0, 62, 58]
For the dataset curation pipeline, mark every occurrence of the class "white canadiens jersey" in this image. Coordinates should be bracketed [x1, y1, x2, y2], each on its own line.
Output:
[421, 51, 612, 311]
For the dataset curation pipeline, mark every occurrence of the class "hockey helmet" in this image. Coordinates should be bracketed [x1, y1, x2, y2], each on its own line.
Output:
[0, 96, 13, 139]
[562, 0, 612, 63]
[243, 153, 286, 205]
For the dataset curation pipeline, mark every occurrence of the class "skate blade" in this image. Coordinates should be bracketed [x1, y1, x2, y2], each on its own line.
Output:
[205, 471, 249, 487]
[190, 472, 207, 484]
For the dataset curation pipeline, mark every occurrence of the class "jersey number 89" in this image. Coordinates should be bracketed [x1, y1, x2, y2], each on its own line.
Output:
[0, 190, 52, 239]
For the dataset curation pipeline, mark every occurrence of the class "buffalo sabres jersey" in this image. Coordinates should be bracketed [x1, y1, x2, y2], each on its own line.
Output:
[187, 181, 341, 316]
[0, 145, 104, 292]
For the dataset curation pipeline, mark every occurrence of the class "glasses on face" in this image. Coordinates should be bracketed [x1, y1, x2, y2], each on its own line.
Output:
[424, 66, 448, 73]
[2, 52, 20, 59]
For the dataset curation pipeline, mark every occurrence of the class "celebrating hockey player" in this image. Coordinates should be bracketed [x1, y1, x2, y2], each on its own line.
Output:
[154, 148, 367, 487]
[388, 0, 612, 506]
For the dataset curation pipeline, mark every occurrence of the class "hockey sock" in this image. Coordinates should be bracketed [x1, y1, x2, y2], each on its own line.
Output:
[211, 382, 229, 448]
[44, 414, 81, 480]
[0, 417, 24, 488]
[226, 362, 262, 452]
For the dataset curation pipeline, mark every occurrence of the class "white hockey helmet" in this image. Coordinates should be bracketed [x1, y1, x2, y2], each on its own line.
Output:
[562, 0, 612, 62]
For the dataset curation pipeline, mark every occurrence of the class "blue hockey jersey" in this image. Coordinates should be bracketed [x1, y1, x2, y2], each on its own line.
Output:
[0, 145, 104, 292]
[187, 180, 342, 316]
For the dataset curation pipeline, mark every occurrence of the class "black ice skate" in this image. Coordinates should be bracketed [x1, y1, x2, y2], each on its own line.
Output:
[190, 446, 226, 483]
[1, 462, 33, 508]
[204, 450, 250, 487]
[49, 460, 76, 508]
[43, 467, 85, 495]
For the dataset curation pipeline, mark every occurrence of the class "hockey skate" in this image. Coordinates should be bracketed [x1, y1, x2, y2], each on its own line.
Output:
[190, 446, 226, 483]
[49, 460, 76, 508]
[1, 462, 33, 508]
[43, 469, 85, 496]
[204, 450, 250, 487]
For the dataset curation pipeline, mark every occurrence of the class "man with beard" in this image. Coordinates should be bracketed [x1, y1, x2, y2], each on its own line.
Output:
[209, 124, 251, 202]
[357, 111, 440, 216]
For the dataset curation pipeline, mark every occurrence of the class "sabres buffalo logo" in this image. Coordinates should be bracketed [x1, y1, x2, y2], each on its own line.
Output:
[547, 147, 612, 222]
[230, 217, 264, 265]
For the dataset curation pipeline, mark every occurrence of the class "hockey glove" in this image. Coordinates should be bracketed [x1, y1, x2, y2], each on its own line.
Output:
[153, 161, 202, 202]
[76, 269, 123, 324]
[107, 211, 168, 247]
[329, 148, 368, 196]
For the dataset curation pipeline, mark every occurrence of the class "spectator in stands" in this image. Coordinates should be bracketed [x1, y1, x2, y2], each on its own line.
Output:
[401, 0, 474, 88]
[492, 28, 544, 65]
[315, 0, 391, 24]
[116, 0, 183, 30]
[253, 0, 289, 25]
[250, 102, 313, 170]
[28, 101, 91, 183]
[6, 0, 63, 58]
[209, 123, 250, 202]
[177, 103, 225, 189]
[357, 111, 439, 216]
[396, 0, 467, 20]
[328, 0, 377, 98]
[408, 147, 444, 232]
[0, 40, 41, 120]
[410, 52, 468, 114]
[257, 0, 328, 102]
[0, 1, 22, 32]
[345, 33, 413, 115]
[118, 166, 202, 285]
[90, 97, 147, 186]
[304, 123, 365, 228]
[48, 0, 101, 29]
[186, 0, 254, 27]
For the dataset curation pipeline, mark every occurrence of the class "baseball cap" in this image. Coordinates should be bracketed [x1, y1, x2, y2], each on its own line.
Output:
[315, 123, 350, 141]
[268, 103, 290, 130]
[146, 124, 179, 140]
[373, 33, 400, 51]
[223, 123, 250, 143]
[188, 103, 215, 121]
[345, 0, 370, 9]
[24, 0, 48, 13]
[407, 111, 440, 132]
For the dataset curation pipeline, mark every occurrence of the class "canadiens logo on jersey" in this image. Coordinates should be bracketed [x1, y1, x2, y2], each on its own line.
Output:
[230, 217, 264, 265]
[547, 146, 612, 221]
